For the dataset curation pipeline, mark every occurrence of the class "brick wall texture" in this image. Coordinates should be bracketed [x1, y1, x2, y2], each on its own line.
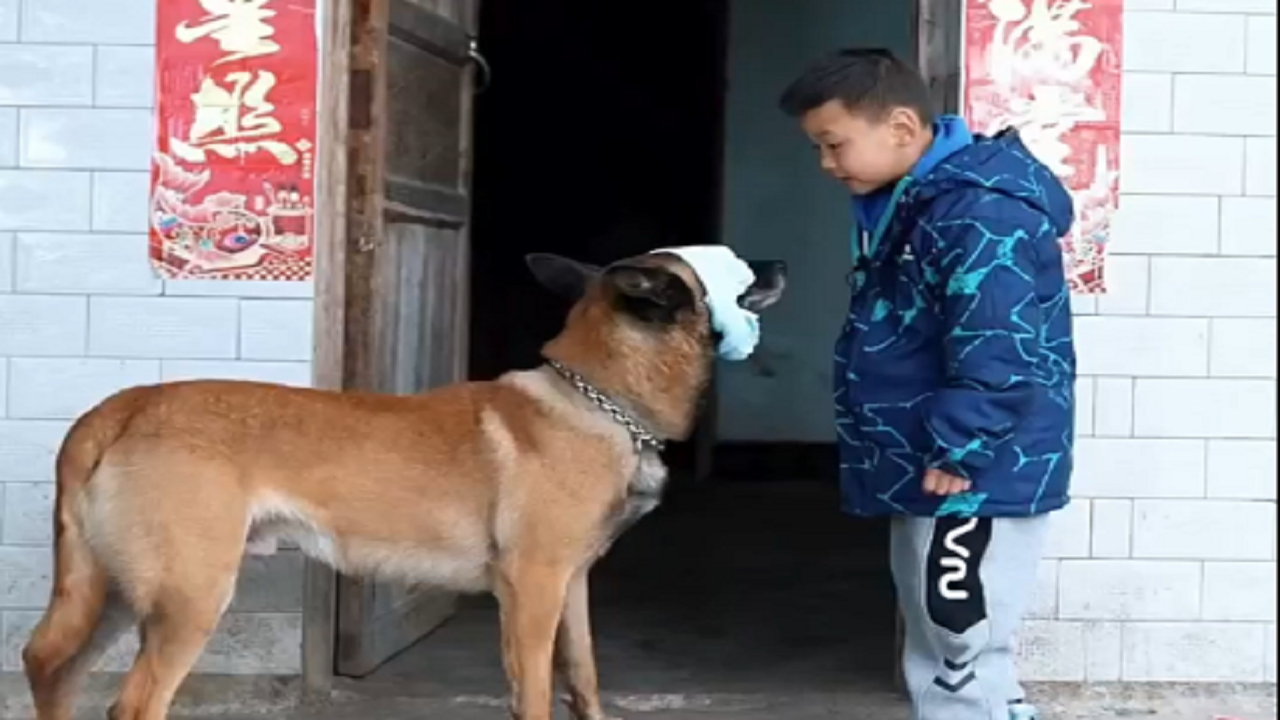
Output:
[1018, 0, 1278, 683]
[0, 0, 310, 675]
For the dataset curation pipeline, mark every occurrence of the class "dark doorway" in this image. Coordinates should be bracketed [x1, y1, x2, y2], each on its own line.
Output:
[355, 0, 898, 706]
[467, 0, 729, 385]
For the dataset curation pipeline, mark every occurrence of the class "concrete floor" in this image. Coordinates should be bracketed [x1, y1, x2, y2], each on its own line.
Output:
[214, 693, 910, 719]
[356, 479, 897, 699]
[206, 689, 1276, 720]
[5, 480, 1274, 719]
[238, 479, 1272, 720]
[233, 480, 907, 718]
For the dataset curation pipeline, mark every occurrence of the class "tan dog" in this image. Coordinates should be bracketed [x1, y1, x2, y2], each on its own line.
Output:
[21, 248, 787, 720]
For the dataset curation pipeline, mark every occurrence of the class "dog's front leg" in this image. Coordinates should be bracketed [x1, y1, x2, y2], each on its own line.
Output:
[555, 570, 621, 720]
[496, 562, 573, 720]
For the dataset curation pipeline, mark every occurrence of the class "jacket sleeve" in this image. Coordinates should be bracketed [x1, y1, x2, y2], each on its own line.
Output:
[921, 193, 1061, 480]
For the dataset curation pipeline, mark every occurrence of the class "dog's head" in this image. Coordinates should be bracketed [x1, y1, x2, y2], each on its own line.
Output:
[525, 248, 787, 439]
[525, 249, 786, 347]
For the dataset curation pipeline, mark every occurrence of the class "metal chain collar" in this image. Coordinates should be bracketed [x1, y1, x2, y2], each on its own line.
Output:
[545, 359, 666, 453]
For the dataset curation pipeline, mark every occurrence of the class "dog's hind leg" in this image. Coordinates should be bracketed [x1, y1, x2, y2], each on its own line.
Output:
[26, 591, 135, 720]
[107, 524, 245, 720]
[103, 476, 248, 720]
[108, 586, 233, 720]
[496, 560, 575, 720]
[23, 495, 134, 720]
[555, 569, 619, 720]
[107, 552, 242, 720]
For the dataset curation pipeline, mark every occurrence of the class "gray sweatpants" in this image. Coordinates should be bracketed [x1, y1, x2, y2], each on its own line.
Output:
[889, 514, 1051, 720]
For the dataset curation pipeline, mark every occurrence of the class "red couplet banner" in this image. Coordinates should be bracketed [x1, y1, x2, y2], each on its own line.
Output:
[150, 0, 319, 281]
[962, 0, 1124, 295]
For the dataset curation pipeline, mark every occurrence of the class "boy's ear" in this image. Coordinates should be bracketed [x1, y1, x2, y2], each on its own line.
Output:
[887, 106, 926, 146]
[526, 253, 600, 301]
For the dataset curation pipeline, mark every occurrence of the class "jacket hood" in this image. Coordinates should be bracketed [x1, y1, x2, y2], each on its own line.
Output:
[913, 129, 1075, 240]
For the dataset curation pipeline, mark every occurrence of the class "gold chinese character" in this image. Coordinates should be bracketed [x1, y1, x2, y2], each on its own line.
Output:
[175, 0, 280, 64]
[170, 70, 300, 165]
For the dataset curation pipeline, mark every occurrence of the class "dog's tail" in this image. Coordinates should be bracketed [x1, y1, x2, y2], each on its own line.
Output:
[22, 387, 150, 719]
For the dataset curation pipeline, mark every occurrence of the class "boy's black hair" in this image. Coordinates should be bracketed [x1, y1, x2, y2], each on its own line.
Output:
[778, 48, 936, 125]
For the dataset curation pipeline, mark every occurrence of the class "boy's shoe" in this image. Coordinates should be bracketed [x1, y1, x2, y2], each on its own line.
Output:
[1009, 702, 1040, 720]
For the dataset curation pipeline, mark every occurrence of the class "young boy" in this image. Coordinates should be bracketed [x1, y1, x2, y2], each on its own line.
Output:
[778, 49, 1076, 720]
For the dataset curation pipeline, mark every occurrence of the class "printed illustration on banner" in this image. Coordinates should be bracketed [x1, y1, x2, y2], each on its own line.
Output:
[962, 0, 1123, 294]
[150, 0, 317, 282]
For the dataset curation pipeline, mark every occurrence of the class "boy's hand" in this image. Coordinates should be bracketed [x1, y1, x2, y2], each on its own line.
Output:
[924, 468, 972, 496]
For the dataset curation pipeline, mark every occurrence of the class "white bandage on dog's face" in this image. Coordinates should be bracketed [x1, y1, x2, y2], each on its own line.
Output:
[650, 245, 760, 361]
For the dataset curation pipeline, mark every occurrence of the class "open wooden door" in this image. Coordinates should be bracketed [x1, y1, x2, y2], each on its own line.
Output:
[328, 0, 482, 679]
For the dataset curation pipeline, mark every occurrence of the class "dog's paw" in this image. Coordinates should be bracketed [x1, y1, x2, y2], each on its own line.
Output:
[560, 695, 623, 720]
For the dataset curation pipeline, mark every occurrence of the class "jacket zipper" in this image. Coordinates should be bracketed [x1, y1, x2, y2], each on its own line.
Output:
[839, 179, 913, 508]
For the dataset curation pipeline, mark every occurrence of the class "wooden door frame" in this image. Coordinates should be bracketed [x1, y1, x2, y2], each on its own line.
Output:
[916, 0, 964, 119]
[302, 0, 352, 698]
[305, 0, 482, 696]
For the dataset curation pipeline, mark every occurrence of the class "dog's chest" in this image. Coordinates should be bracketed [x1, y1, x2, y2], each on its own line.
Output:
[630, 449, 669, 497]
[605, 450, 668, 541]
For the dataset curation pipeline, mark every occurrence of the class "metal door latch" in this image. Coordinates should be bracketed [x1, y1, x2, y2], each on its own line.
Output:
[468, 37, 491, 93]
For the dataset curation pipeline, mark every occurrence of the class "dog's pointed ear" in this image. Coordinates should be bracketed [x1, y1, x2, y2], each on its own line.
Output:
[526, 253, 601, 301]
[604, 265, 697, 324]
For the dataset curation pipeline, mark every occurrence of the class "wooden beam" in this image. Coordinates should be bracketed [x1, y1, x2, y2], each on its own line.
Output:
[334, 0, 397, 677]
[915, 0, 964, 114]
[304, 0, 354, 699]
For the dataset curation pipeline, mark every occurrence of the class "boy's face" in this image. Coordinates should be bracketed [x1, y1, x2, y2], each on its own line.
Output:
[800, 101, 930, 195]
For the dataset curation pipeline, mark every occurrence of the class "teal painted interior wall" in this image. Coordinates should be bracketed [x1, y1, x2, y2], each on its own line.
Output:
[717, 0, 915, 442]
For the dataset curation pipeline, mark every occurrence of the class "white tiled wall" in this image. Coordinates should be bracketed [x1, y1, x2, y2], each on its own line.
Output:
[0, 0, 312, 675]
[1019, 2, 1278, 684]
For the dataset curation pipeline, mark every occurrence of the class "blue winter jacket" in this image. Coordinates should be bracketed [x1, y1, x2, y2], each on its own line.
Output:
[835, 116, 1077, 519]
